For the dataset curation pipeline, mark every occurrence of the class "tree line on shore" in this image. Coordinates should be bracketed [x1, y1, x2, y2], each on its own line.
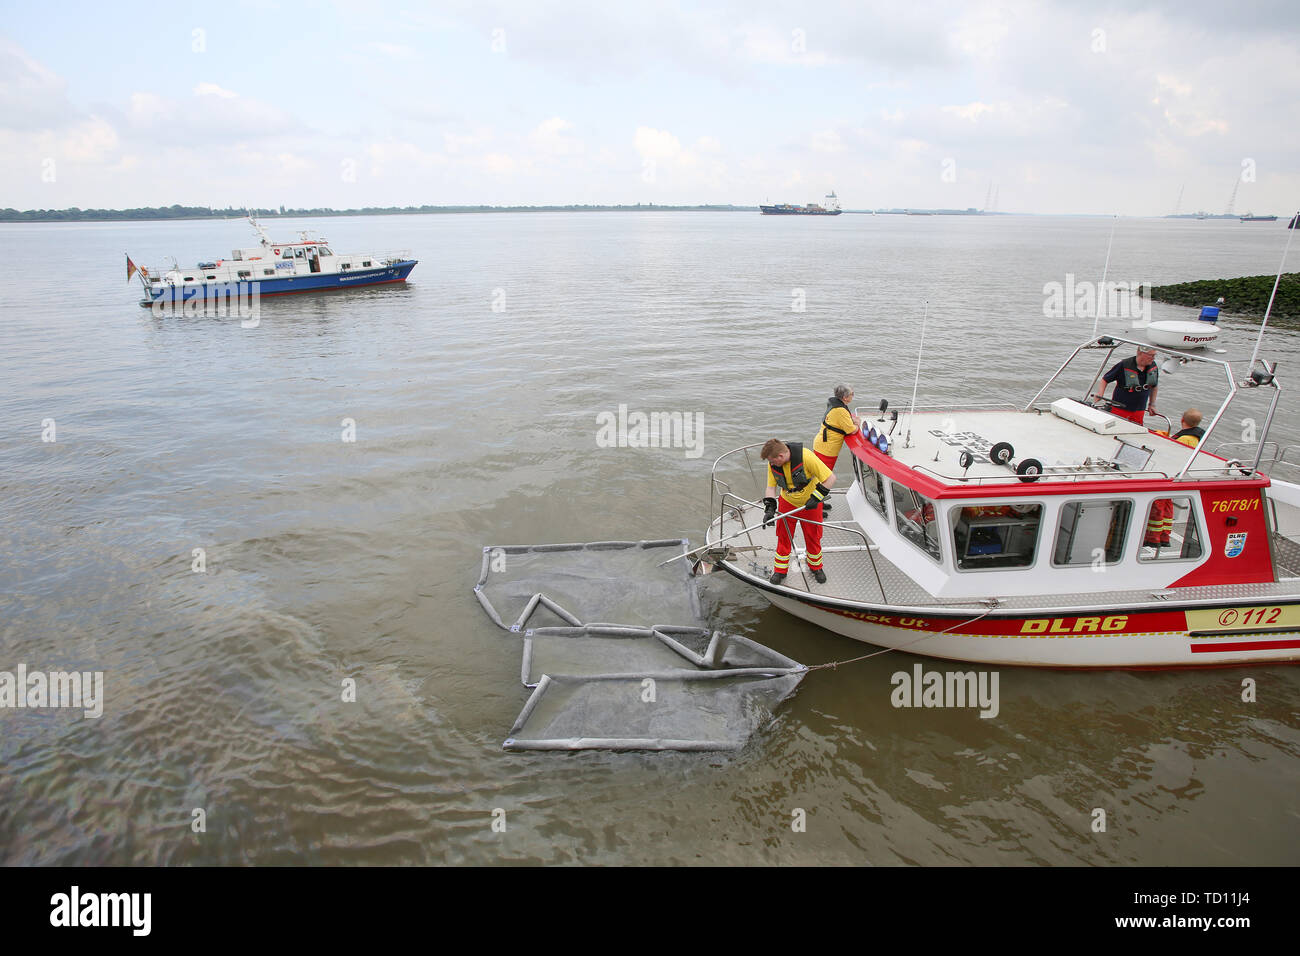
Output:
[0, 203, 753, 222]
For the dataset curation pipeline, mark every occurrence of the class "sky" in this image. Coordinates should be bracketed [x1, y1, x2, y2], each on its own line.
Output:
[2, 0, 1299, 215]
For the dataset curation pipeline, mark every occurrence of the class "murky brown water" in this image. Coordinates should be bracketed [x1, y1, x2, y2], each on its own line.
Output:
[1, 212, 1297, 864]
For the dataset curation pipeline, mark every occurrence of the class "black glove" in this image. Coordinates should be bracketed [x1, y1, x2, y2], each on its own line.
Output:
[804, 483, 830, 511]
[762, 497, 777, 528]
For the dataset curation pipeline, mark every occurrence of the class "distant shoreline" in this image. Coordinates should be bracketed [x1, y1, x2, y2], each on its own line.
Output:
[0, 203, 1007, 223]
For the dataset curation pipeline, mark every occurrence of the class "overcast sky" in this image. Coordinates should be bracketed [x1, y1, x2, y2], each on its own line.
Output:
[3, 0, 1298, 215]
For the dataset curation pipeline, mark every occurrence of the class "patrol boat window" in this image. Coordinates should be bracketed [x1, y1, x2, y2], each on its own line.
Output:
[1138, 497, 1203, 562]
[952, 503, 1042, 570]
[891, 482, 942, 561]
[851, 456, 888, 518]
[1053, 499, 1133, 566]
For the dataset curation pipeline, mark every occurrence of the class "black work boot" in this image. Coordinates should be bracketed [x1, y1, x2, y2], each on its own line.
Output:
[811, 568, 827, 584]
[769, 571, 787, 585]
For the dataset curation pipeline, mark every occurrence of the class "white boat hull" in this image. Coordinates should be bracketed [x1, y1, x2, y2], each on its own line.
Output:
[761, 591, 1300, 667]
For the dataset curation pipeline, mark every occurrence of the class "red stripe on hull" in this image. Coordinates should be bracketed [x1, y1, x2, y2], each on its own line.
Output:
[1190, 638, 1300, 653]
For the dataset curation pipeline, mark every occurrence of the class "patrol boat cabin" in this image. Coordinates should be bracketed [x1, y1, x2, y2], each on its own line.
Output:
[703, 335, 1300, 667]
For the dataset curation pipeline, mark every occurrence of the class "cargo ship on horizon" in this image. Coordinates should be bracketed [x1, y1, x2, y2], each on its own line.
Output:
[759, 191, 842, 216]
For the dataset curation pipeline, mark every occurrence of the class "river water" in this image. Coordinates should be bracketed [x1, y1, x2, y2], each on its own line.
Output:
[1, 212, 1297, 865]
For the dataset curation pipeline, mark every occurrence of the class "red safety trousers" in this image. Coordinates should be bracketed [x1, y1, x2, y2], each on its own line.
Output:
[1109, 407, 1146, 425]
[773, 496, 824, 576]
[814, 450, 837, 469]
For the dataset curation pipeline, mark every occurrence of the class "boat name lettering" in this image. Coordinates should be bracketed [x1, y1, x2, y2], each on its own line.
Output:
[1020, 616, 1128, 634]
[1210, 498, 1259, 512]
[838, 610, 929, 628]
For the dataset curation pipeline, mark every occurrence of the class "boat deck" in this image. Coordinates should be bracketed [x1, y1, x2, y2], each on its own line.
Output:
[1272, 533, 1300, 579]
[866, 405, 1228, 488]
[709, 496, 1300, 614]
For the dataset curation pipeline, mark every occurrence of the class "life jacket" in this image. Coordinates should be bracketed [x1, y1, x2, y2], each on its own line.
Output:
[771, 442, 811, 493]
[1121, 359, 1158, 392]
[1173, 426, 1204, 447]
[820, 397, 852, 444]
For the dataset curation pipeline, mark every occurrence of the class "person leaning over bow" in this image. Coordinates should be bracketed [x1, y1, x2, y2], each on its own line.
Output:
[810, 384, 861, 513]
[760, 438, 835, 586]
[1095, 345, 1159, 425]
[1173, 408, 1204, 447]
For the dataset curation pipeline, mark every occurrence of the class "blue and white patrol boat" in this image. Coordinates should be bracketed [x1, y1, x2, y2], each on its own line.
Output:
[129, 216, 417, 306]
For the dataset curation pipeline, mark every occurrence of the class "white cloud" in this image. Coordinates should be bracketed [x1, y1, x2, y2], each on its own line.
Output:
[942, 102, 1003, 122]
[634, 126, 693, 165]
[193, 82, 238, 99]
[810, 129, 844, 153]
[529, 117, 583, 156]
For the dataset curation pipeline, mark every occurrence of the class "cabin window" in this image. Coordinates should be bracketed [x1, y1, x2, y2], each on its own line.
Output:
[263, 269, 274, 276]
[340, 262, 351, 271]
[362, 260, 372, 267]
[952, 503, 1042, 570]
[206, 275, 216, 280]
[891, 482, 942, 561]
[294, 249, 305, 258]
[1052, 499, 1133, 566]
[237, 270, 251, 278]
[318, 247, 333, 256]
[282, 250, 293, 259]
[852, 456, 888, 518]
[1138, 497, 1203, 561]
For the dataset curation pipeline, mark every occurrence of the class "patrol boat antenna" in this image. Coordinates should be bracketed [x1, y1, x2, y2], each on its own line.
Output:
[1091, 213, 1118, 337]
[904, 299, 930, 449]
[1247, 206, 1299, 372]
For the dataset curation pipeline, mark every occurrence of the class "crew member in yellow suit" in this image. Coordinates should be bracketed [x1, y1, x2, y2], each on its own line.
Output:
[761, 439, 835, 586]
[811, 384, 860, 514]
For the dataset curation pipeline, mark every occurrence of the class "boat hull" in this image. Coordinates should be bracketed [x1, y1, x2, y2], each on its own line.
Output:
[141, 261, 416, 306]
[758, 588, 1300, 667]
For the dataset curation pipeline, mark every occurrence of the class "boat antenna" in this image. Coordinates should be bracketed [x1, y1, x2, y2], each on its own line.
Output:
[904, 299, 930, 448]
[1247, 208, 1299, 372]
[1091, 213, 1118, 337]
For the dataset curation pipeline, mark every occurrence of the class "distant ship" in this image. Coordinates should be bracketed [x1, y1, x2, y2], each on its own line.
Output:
[1239, 213, 1278, 222]
[759, 192, 842, 216]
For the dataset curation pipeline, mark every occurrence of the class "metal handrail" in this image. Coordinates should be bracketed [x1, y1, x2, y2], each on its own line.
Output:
[715, 490, 888, 600]
[908, 463, 1177, 485]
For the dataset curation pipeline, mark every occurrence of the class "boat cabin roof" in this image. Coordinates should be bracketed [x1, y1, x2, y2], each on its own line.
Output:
[847, 403, 1268, 500]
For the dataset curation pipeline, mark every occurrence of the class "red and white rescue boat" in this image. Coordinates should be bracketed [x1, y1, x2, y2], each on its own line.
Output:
[703, 334, 1300, 667]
